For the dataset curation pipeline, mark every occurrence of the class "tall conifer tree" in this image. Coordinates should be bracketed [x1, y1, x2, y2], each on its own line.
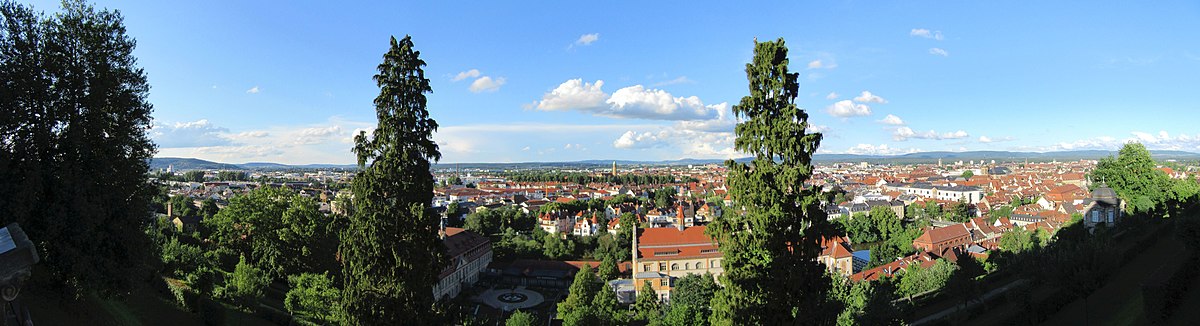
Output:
[708, 38, 837, 325]
[339, 35, 443, 325]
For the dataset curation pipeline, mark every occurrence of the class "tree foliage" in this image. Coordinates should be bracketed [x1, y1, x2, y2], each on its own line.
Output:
[285, 272, 342, 324]
[205, 186, 336, 279]
[1091, 142, 1174, 214]
[339, 35, 444, 325]
[505, 310, 536, 326]
[708, 38, 837, 325]
[557, 264, 598, 319]
[0, 0, 158, 297]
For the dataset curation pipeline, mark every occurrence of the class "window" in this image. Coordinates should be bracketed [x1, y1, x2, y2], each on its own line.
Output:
[660, 279, 668, 287]
[1092, 211, 1100, 223]
[643, 264, 650, 272]
[659, 262, 667, 271]
[1107, 211, 1114, 223]
[671, 263, 679, 270]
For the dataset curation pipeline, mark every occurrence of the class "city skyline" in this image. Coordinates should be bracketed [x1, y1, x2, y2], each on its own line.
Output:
[34, 0, 1200, 164]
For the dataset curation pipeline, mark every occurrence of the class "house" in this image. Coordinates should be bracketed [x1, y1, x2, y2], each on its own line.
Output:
[538, 210, 574, 234]
[629, 226, 723, 303]
[912, 224, 972, 254]
[1083, 186, 1124, 230]
[818, 236, 855, 277]
[573, 215, 600, 237]
[433, 228, 492, 301]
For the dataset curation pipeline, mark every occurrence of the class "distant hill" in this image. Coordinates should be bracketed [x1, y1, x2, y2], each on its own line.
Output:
[149, 157, 356, 171]
[154, 149, 1200, 171]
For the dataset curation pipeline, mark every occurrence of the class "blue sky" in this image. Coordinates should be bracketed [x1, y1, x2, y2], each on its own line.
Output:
[31, 1, 1200, 164]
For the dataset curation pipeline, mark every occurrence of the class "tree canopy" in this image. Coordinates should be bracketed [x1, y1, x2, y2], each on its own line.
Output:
[708, 38, 837, 325]
[0, 0, 158, 296]
[339, 35, 445, 324]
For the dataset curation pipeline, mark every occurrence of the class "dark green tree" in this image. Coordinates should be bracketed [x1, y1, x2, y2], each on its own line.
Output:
[633, 281, 663, 323]
[597, 255, 619, 281]
[285, 272, 342, 324]
[708, 38, 836, 325]
[506, 310, 536, 326]
[0, 1, 158, 297]
[591, 283, 623, 325]
[557, 264, 598, 319]
[339, 35, 444, 325]
[1091, 142, 1173, 214]
[670, 273, 718, 311]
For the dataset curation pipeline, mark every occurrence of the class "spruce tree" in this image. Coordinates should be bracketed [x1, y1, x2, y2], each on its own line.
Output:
[708, 38, 837, 325]
[339, 35, 444, 325]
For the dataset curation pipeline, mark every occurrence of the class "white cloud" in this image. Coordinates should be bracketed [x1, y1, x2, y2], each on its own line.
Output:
[152, 119, 234, 148]
[575, 33, 600, 46]
[613, 130, 671, 149]
[605, 85, 717, 120]
[452, 69, 481, 82]
[533, 79, 729, 121]
[652, 76, 694, 87]
[826, 100, 872, 118]
[893, 127, 969, 141]
[246, 86, 260, 94]
[826, 92, 839, 100]
[978, 135, 1015, 143]
[235, 131, 269, 138]
[807, 60, 836, 69]
[806, 124, 830, 134]
[929, 48, 949, 57]
[533, 79, 609, 111]
[844, 144, 919, 156]
[295, 125, 343, 145]
[469, 76, 506, 93]
[675, 103, 734, 132]
[521, 146, 531, 151]
[910, 28, 944, 40]
[853, 91, 888, 104]
[879, 114, 905, 125]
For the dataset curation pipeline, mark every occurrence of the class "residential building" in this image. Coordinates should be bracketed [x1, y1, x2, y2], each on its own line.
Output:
[434, 228, 492, 301]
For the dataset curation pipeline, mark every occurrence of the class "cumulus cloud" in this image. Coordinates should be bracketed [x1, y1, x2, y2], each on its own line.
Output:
[675, 103, 734, 132]
[575, 33, 600, 46]
[879, 114, 905, 125]
[827, 100, 872, 118]
[854, 91, 888, 104]
[246, 86, 260, 94]
[844, 144, 920, 156]
[929, 48, 949, 57]
[452, 69, 481, 82]
[910, 28, 944, 40]
[826, 92, 839, 100]
[152, 119, 234, 148]
[605, 85, 717, 120]
[295, 125, 343, 145]
[533, 79, 609, 111]
[533, 79, 724, 121]
[893, 127, 969, 141]
[806, 124, 830, 134]
[613, 130, 671, 149]
[469, 76, 506, 93]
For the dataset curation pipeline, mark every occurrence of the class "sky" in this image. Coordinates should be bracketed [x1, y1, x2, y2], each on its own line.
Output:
[27, 1, 1200, 164]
